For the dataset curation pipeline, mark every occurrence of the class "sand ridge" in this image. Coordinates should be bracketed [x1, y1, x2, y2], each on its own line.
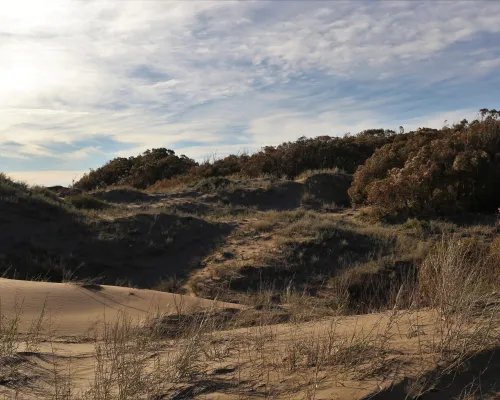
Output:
[0, 278, 241, 336]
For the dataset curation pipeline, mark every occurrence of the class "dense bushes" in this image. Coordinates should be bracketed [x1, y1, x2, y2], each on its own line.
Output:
[194, 132, 394, 180]
[75, 131, 394, 191]
[349, 109, 500, 215]
[74, 148, 197, 190]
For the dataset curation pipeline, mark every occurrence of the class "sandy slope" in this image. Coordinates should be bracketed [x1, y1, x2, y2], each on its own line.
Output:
[1, 278, 498, 399]
[0, 278, 240, 336]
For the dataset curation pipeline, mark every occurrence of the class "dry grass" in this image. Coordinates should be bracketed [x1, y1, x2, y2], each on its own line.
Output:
[65, 195, 111, 211]
[147, 175, 196, 193]
[295, 167, 347, 182]
[1, 268, 499, 400]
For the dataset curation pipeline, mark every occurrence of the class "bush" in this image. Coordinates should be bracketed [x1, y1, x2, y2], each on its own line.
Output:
[75, 131, 394, 192]
[238, 133, 393, 179]
[349, 109, 500, 216]
[171, 131, 392, 186]
[74, 148, 197, 191]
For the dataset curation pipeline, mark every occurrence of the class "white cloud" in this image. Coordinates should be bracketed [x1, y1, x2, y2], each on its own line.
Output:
[0, 0, 499, 179]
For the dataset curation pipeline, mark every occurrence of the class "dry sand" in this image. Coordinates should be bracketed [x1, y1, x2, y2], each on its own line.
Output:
[0, 278, 240, 336]
[1, 278, 498, 399]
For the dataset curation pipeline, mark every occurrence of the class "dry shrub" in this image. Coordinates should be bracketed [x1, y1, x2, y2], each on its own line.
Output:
[76, 129, 393, 192]
[418, 236, 492, 314]
[350, 110, 500, 216]
[0, 300, 47, 392]
[147, 174, 197, 192]
[488, 236, 500, 284]
[74, 148, 197, 191]
[406, 235, 500, 396]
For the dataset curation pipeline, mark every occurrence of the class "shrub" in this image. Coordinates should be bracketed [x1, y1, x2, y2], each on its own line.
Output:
[74, 148, 197, 191]
[418, 236, 491, 313]
[237, 133, 393, 179]
[165, 131, 392, 189]
[349, 109, 500, 216]
[76, 131, 394, 192]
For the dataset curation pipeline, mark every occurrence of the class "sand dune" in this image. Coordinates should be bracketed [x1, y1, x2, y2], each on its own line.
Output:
[0, 278, 240, 336]
[1, 278, 498, 399]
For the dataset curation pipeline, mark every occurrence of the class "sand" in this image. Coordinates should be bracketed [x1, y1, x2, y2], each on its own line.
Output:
[0, 278, 240, 337]
[0, 278, 498, 399]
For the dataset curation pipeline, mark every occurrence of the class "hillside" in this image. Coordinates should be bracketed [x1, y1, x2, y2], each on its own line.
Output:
[1, 110, 500, 399]
[1, 278, 499, 399]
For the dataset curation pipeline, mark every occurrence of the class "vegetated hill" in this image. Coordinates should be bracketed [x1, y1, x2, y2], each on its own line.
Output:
[350, 109, 500, 216]
[0, 174, 232, 286]
[1, 113, 500, 399]
[74, 129, 395, 191]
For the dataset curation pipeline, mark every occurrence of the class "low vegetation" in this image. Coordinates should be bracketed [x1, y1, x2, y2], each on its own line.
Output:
[1, 108, 500, 398]
[66, 194, 111, 210]
[1, 237, 498, 398]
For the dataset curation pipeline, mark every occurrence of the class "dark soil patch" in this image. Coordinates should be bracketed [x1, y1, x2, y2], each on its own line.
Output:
[206, 181, 304, 211]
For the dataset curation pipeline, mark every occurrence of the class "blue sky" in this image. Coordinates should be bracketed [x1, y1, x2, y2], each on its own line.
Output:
[1, 1, 500, 185]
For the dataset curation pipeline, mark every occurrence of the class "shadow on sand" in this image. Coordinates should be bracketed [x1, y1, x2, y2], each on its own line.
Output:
[364, 347, 500, 399]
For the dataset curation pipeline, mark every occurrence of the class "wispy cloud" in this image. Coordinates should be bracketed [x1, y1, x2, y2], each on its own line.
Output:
[1, 0, 500, 184]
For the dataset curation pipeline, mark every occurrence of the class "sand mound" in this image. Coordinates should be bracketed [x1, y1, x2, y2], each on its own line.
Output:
[46, 186, 83, 198]
[91, 188, 156, 204]
[0, 278, 241, 336]
[0, 207, 232, 287]
[207, 181, 304, 211]
[304, 173, 353, 206]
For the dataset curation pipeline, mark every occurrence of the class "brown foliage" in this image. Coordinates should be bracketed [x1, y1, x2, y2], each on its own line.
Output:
[74, 148, 197, 191]
[197, 133, 393, 179]
[350, 109, 500, 216]
[75, 131, 393, 192]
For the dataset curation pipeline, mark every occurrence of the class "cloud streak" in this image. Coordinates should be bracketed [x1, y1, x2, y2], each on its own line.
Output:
[1, 0, 500, 185]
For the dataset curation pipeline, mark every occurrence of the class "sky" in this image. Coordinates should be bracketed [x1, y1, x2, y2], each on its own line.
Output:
[2, 1, 500, 186]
